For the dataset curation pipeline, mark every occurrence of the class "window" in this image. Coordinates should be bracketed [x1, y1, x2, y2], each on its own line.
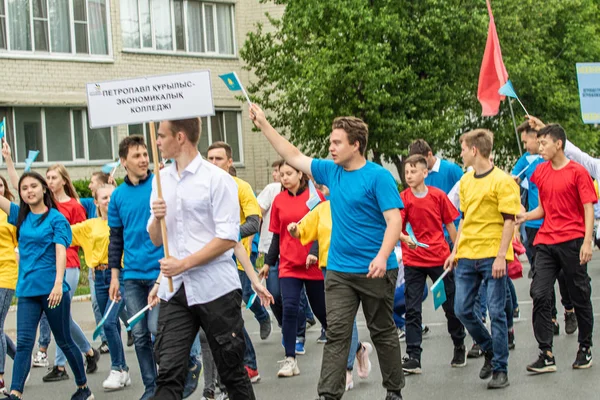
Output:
[1, 0, 110, 56]
[1, 107, 114, 163]
[127, 111, 243, 164]
[120, 0, 235, 56]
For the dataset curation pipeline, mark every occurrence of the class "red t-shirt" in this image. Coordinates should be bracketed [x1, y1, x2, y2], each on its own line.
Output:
[269, 187, 325, 280]
[400, 186, 459, 267]
[531, 160, 598, 246]
[56, 198, 87, 268]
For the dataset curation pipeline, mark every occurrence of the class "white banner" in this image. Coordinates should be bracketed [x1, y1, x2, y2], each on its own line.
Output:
[86, 71, 214, 128]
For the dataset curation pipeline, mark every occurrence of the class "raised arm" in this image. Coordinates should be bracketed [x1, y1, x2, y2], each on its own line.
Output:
[2, 139, 19, 190]
[0, 195, 11, 216]
[565, 140, 600, 182]
[250, 104, 313, 175]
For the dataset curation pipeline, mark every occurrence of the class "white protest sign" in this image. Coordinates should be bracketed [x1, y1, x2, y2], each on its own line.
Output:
[86, 71, 214, 128]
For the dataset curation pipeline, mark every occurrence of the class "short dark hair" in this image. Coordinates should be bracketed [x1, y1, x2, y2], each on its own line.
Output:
[271, 159, 285, 169]
[459, 129, 494, 158]
[207, 141, 233, 160]
[517, 121, 537, 135]
[91, 171, 110, 184]
[331, 117, 369, 156]
[168, 118, 201, 145]
[408, 139, 433, 157]
[537, 124, 566, 150]
[404, 154, 428, 169]
[119, 135, 147, 159]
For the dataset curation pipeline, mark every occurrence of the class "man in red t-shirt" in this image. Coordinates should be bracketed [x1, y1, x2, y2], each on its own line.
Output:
[398, 155, 466, 374]
[518, 124, 597, 373]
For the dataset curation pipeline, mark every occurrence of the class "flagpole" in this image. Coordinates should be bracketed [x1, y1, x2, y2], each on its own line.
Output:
[507, 99, 523, 156]
[149, 121, 174, 293]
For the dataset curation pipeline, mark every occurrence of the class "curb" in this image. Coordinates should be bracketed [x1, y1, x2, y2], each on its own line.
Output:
[9, 294, 91, 312]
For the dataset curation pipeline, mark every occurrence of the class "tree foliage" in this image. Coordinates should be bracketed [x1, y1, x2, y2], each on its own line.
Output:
[241, 0, 600, 174]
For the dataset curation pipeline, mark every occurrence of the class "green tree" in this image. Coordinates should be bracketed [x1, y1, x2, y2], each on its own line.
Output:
[241, 0, 600, 175]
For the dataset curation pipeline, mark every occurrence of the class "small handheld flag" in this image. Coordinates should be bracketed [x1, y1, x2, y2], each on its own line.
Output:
[126, 304, 151, 331]
[219, 72, 252, 106]
[431, 269, 450, 310]
[498, 80, 529, 116]
[93, 300, 116, 340]
[102, 160, 120, 176]
[406, 223, 429, 248]
[515, 154, 541, 179]
[246, 278, 266, 310]
[24, 150, 40, 172]
[0, 117, 5, 140]
[297, 180, 322, 224]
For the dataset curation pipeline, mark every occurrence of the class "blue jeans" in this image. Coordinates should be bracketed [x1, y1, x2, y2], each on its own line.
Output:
[89, 268, 107, 343]
[243, 327, 257, 370]
[55, 268, 92, 366]
[37, 311, 52, 350]
[124, 279, 159, 399]
[478, 279, 516, 328]
[95, 269, 127, 371]
[454, 258, 508, 373]
[347, 321, 359, 370]
[237, 270, 269, 323]
[266, 263, 283, 326]
[12, 295, 87, 392]
[0, 288, 16, 374]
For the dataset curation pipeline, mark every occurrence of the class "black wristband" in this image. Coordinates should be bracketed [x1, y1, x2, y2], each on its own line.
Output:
[155, 281, 161, 285]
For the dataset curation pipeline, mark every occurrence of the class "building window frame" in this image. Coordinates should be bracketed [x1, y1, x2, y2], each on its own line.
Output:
[0, 0, 114, 62]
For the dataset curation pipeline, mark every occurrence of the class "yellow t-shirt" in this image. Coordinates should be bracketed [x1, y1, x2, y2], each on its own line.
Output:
[233, 176, 262, 270]
[297, 201, 331, 269]
[0, 210, 18, 290]
[457, 167, 520, 261]
[71, 218, 109, 268]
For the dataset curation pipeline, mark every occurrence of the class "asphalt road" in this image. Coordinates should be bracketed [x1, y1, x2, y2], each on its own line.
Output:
[4, 256, 600, 399]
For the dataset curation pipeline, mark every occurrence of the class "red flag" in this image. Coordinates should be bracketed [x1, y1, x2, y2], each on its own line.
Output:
[477, 0, 508, 116]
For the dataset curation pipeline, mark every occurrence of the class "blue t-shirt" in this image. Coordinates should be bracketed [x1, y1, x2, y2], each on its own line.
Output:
[425, 159, 463, 195]
[80, 197, 97, 219]
[311, 159, 403, 273]
[8, 204, 71, 297]
[108, 174, 162, 281]
[511, 152, 544, 229]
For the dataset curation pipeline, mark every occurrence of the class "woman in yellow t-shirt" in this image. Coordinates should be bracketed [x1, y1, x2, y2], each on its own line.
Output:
[0, 175, 18, 393]
[70, 184, 130, 391]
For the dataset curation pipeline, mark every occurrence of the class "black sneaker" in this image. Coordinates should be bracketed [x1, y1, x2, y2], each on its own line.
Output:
[43, 366, 70, 382]
[402, 355, 422, 374]
[127, 331, 134, 347]
[451, 345, 467, 367]
[513, 308, 520, 320]
[259, 314, 272, 340]
[553, 320, 560, 336]
[306, 317, 317, 329]
[385, 391, 403, 400]
[317, 329, 327, 344]
[468, 343, 483, 359]
[85, 348, 100, 374]
[98, 341, 110, 354]
[572, 347, 592, 369]
[565, 311, 578, 335]
[508, 329, 515, 350]
[70, 385, 93, 400]
[526, 352, 557, 374]
[479, 351, 493, 379]
[487, 371, 510, 389]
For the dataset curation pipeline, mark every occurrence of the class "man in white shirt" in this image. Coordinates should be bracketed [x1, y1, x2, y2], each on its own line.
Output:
[147, 118, 255, 400]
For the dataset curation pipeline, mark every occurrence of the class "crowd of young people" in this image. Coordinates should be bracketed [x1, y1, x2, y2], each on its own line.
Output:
[0, 109, 595, 400]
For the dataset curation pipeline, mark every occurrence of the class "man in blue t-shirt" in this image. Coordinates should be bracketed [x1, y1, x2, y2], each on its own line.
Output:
[512, 121, 576, 335]
[108, 136, 164, 400]
[250, 104, 404, 400]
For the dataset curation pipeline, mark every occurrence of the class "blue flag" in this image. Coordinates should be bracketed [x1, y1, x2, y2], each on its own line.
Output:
[406, 223, 430, 248]
[218, 72, 251, 105]
[431, 269, 450, 310]
[219, 72, 243, 91]
[498, 80, 518, 98]
[0, 117, 5, 140]
[126, 304, 151, 332]
[24, 150, 40, 172]
[306, 180, 321, 211]
[93, 300, 116, 340]
[102, 160, 120, 174]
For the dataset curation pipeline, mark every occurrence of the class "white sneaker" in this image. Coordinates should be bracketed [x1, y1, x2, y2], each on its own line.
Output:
[32, 351, 49, 368]
[103, 370, 131, 390]
[345, 370, 354, 391]
[277, 357, 300, 377]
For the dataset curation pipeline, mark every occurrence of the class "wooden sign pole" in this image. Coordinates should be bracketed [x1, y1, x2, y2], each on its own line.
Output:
[149, 121, 174, 292]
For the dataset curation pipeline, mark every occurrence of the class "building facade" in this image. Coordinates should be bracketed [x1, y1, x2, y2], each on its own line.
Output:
[0, 0, 282, 189]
